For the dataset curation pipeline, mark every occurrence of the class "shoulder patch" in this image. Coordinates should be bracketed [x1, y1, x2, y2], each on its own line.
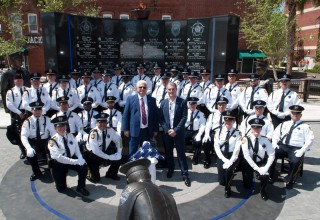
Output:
[241, 137, 247, 144]
[90, 133, 95, 139]
[48, 140, 55, 147]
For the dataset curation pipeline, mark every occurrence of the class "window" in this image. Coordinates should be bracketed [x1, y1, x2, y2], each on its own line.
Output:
[28, 13, 38, 33]
[10, 13, 23, 39]
[103, 13, 113, 19]
[120, 14, 130, 20]
[162, 15, 171, 20]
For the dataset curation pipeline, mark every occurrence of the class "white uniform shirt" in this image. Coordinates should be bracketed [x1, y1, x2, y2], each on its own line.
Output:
[51, 88, 80, 112]
[103, 108, 122, 135]
[206, 87, 232, 113]
[21, 115, 55, 150]
[178, 80, 189, 97]
[118, 82, 135, 107]
[151, 75, 162, 92]
[225, 82, 241, 110]
[111, 75, 123, 88]
[78, 109, 98, 133]
[22, 87, 51, 114]
[97, 82, 120, 108]
[240, 115, 274, 139]
[90, 78, 104, 88]
[185, 109, 206, 131]
[86, 127, 122, 160]
[239, 86, 268, 115]
[42, 82, 59, 97]
[152, 84, 168, 108]
[181, 83, 204, 104]
[6, 85, 26, 115]
[52, 111, 83, 134]
[205, 112, 237, 135]
[77, 84, 102, 109]
[48, 133, 84, 165]
[214, 127, 241, 161]
[69, 78, 82, 89]
[268, 88, 301, 116]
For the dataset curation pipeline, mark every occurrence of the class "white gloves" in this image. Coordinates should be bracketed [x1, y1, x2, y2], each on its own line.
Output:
[108, 152, 122, 161]
[277, 112, 287, 119]
[246, 109, 255, 115]
[273, 144, 279, 149]
[223, 160, 233, 169]
[258, 166, 269, 175]
[27, 148, 36, 157]
[194, 133, 202, 142]
[77, 158, 86, 166]
[202, 134, 211, 143]
[294, 149, 304, 158]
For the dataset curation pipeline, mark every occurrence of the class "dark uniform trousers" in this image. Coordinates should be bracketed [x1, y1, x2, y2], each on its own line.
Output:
[270, 113, 291, 129]
[202, 130, 217, 164]
[217, 152, 238, 191]
[9, 111, 26, 154]
[51, 160, 87, 191]
[85, 151, 121, 182]
[185, 130, 202, 162]
[242, 160, 268, 192]
[269, 144, 304, 183]
[26, 138, 49, 175]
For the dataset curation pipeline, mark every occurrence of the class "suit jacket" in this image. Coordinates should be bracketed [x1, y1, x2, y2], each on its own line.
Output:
[159, 97, 187, 136]
[122, 94, 159, 137]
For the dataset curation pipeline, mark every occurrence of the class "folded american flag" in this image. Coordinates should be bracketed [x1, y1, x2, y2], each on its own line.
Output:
[129, 141, 165, 161]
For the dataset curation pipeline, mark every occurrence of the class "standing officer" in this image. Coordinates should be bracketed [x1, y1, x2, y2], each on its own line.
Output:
[98, 70, 119, 111]
[20, 101, 55, 181]
[78, 97, 98, 135]
[48, 115, 89, 196]
[169, 66, 181, 87]
[178, 68, 190, 97]
[69, 69, 82, 89]
[151, 63, 162, 93]
[152, 72, 171, 108]
[270, 105, 314, 189]
[239, 74, 268, 119]
[90, 67, 104, 88]
[198, 69, 213, 117]
[131, 63, 152, 94]
[103, 96, 122, 135]
[240, 100, 274, 140]
[206, 74, 232, 113]
[241, 118, 275, 200]
[42, 69, 59, 98]
[22, 72, 51, 116]
[268, 74, 301, 128]
[1, 52, 30, 113]
[181, 71, 203, 103]
[184, 97, 206, 166]
[6, 73, 27, 159]
[214, 110, 241, 198]
[225, 69, 242, 124]
[117, 69, 135, 113]
[111, 64, 123, 87]
[158, 82, 190, 187]
[85, 113, 122, 182]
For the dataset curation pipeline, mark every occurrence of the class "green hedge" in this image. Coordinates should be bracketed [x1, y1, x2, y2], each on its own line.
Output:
[305, 64, 320, 73]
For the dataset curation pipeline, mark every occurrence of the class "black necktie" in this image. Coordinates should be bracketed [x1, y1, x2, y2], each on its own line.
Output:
[279, 91, 285, 112]
[219, 114, 223, 126]
[187, 86, 193, 99]
[190, 111, 194, 130]
[224, 130, 230, 156]
[229, 85, 232, 92]
[37, 89, 41, 102]
[285, 122, 295, 145]
[85, 86, 88, 97]
[63, 90, 67, 97]
[49, 84, 53, 97]
[253, 137, 259, 163]
[63, 136, 71, 157]
[101, 131, 107, 153]
[64, 112, 70, 133]
[109, 110, 113, 128]
[250, 88, 255, 109]
[20, 88, 23, 96]
[87, 111, 91, 127]
[161, 88, 166, 101]
[36, 118, 41, 140]
[120, 84, 126, 100]
[215, 89, 221, 109]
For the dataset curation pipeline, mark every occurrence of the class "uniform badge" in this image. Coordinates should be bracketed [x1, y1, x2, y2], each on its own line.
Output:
[90, 133, 95, 139]
[49, 140, 54, 147]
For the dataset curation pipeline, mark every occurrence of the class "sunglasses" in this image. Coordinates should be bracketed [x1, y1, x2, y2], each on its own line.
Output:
[251, 126, 262, 129]
[138, 86, 147, 89]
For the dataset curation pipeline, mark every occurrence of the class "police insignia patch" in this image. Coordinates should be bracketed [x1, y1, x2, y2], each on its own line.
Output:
[91, 133, 95, 139]
[49, 140, 54, 147]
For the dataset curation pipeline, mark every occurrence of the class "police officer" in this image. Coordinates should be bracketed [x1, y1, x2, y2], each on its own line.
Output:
[214, 110, 241, 198]
[181, 71, 203, 103]
[6, 73, 27, 159]
[241, 118, 275, 200]
[177, 68, 190, 97]
[117, 159, 180, 220]
[131, 63, 152, 94]
[98, 70, 119, 111]
[111, 64, 123, 87]
[225, 69, 242, 124]
[118, 69, 135, 113]
[20, 101, 55, 181]
[239, 74, 268, 119]
[69, 69, 82, 89]
[103, 96, 122, 135]
[42, 69, 59, 98]
[198, 69, 213, 117]
[90, 67, 104, 88]
[85, 113, 122, 182]
[1, 52, 30, 113]
[22, 72, 51, 116]
[206, 74, 232, 113]
[185, 97, 206, 166]
[52, 96, 83, 137]
[268, 73, 301, 128]
[48, 115, 89, 196]
[270, 105, 314, 189]
[240, 100, 274, 140]
[151, 63, 162, 93]
[78, 97, 98, 135]
[169, 65, 181, 87]
[152, 72, 171, 108]
[77, 71, 102, 110]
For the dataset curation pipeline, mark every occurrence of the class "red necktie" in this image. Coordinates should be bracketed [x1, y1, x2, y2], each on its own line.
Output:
[141, 98, 147, 125]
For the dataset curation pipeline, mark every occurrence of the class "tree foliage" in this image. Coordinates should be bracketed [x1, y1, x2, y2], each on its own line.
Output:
[238, 0, 287, 79]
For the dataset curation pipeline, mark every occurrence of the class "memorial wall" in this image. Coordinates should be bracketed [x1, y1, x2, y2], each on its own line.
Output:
[41, 12, 239, 78]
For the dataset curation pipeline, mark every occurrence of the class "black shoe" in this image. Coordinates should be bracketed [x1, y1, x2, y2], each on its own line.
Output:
[105, 173, 120, 181]
[203, 162, 211, 169]
[225, 189, 231, 198]
[86, 176, 98, 183]
[260, 191, 268, 201]
[167, 170, 174, 178]
[192, 160, 198, 165]
[183, 177, 191, 187]
[76, 187, 90, 196]
[30, 173, 42, 181]
[286, 181, 293, 190]
[20, 153, 26, 159]
[268, 177, 274, 184]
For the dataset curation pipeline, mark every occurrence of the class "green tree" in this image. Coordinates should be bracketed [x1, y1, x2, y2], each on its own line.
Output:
[285, 0, 320, 75]
[238, 0, 287, 79]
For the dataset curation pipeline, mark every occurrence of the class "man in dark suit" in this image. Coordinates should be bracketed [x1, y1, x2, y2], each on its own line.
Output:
[122, 80, 159, 156]
[159, 82, 191, 187]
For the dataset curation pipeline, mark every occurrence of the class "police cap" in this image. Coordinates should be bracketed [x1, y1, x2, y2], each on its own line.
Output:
[30, 72, 42, 80]
[59, 75, 70, 82]
[51, 115, 68, 127]
[106, 96, 116, 102]
[215, 74, 225, 80]
[222, 110, 237, 120]
[279, 73, 291, 81]
[216, 96, 229, 104]
[252, 100, 266, 108]
[29, 101, 44, 110]
[94, 113, 109, 121]
[249, 118, 265, 127]
[81, 97, 94, 104]
[228, 69, 238, 75]
[289, 105, 304, 113]
[187, 96, 199, 104]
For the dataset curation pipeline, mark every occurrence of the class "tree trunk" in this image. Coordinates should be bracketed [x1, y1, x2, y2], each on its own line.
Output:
[286, 0, 297, 75]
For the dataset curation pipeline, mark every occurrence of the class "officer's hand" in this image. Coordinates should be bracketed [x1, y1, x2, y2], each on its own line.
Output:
[202, 134, 211, 143]
[19, 113, 25, 120]
[294, 149, 304, 158]
[273, 144, 279, 149]
[277, 112, 286, 119]
[194, 134, 202, 142]
[27, 148, 36, 157]
[246, 109, 254, 115]
[223, 160, 232, 169]
[124, 131, 130, 138]
[259, 166, 269, 175]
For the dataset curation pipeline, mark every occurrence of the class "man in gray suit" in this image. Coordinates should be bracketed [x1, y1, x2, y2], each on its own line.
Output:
[159, 82, 190, 187]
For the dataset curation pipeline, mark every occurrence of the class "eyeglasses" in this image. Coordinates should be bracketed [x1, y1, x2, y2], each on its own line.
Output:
[138, 86, 147, 89]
